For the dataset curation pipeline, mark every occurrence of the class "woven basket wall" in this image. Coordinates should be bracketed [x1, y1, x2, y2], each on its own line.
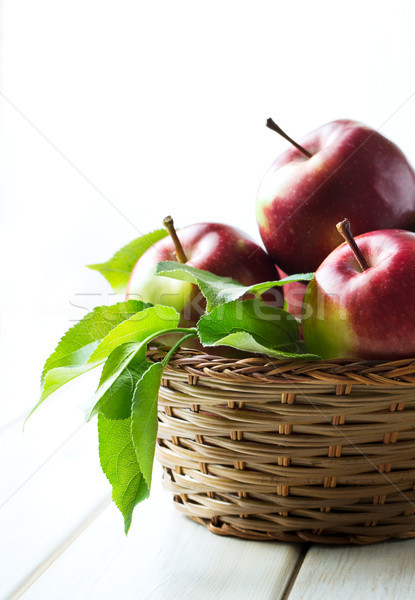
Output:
[151, 348, 415, 545]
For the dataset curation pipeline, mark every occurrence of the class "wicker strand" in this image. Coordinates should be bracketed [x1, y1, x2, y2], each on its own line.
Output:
[368, 401, 406, 527]
[153, 348, 415, 545]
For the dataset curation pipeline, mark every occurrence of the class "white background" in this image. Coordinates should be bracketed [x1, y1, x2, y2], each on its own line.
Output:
[1, 0, 415, 419]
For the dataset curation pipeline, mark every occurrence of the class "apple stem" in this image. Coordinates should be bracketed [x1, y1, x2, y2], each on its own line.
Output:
[266, 118, 312, 158]
[336, 218, 370, 271]
[163, 216, 188, 263]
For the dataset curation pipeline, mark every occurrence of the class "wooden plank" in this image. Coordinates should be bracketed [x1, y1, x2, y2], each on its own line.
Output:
[1, 422, 109, 600]
[0, 388, 92, 507]
[288, 539, 415, 599]
[20, 469, 302, 600]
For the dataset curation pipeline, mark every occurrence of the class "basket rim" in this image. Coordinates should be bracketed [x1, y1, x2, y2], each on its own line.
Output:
[148, 346, 415, 387]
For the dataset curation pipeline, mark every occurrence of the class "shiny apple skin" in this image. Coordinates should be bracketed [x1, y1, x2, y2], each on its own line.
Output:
[302, 229, 415, 360]
[126, 222, 282, 325]
[257, 120, 415, 274]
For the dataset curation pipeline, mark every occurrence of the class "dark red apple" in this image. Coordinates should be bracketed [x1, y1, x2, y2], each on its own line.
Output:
[257, 119, 415, 274]
[126, 218, 282, 324]
[302, 220, 415, 360]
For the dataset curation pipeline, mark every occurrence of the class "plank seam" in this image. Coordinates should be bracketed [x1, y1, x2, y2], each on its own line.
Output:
[0, 423, 85, 511]
[7, 496, 111, 600]
[281, 544, 310, 600]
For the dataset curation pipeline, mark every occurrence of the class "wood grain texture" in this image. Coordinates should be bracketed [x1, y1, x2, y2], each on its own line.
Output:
[21, 469, 302, 600]
[288, 539, 415, 599]
[0, 422, 109, 600]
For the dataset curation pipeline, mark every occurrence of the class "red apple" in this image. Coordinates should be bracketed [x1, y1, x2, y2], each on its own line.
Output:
[126, 218, 282, 324]
[257, 119, 415, 274]
[302, 220, 415, 360]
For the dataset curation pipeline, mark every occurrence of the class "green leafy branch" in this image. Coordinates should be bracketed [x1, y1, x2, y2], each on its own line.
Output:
[31, 238, 316, 533]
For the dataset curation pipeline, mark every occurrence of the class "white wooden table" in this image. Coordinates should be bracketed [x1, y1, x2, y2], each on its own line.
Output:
[2, 319, 415, 600]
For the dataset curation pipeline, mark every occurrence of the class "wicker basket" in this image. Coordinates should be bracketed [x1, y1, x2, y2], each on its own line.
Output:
[151, 347, 415, 545]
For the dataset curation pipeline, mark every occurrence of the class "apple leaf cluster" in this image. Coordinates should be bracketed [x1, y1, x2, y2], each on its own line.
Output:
[33, 299, 194, 532]
[31, 237, 317, 533]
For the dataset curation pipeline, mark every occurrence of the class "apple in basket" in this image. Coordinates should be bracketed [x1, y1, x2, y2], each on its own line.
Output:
[256, 119, 415, 274]
[302, 218, 415, 360]
[126, 216, 282, 324]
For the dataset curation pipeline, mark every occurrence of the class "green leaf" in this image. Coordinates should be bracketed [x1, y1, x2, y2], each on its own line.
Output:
[197, 299, 299, 349]
[31, 300, 150, 418]
[197, 299, 319, 359]
[97, 331, 192, 529]
[156, 261, 314, 311]
[88, 229, 168, 293]
[98, 415, 149, 534]
[198, 299, 299, 347]
[86, 343, 150, 420]
[41, 300, 149, 380]
[201, 331, 318, 359]
[85, 305, 179, 419]
[131, 362, 164, 488]
[88, 305, 179, 364]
